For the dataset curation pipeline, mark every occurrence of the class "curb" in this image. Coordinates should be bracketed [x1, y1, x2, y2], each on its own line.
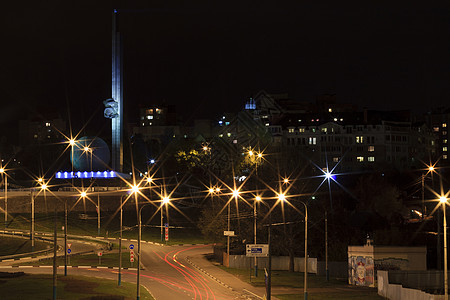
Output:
[0, 265, 138, 270]
[185, 256, 233, 291]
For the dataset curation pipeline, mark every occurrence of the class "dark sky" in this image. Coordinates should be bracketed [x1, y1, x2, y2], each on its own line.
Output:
[2, 1, 450, 135]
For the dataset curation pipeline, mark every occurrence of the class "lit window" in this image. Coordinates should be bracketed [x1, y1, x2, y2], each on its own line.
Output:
[356, 136, 364, 144]
[444, 147, 448, 152]
[444, 139, 448, 144]
[265, 123, 270, 126]
[219, 134, 223, 137]
[321, 128, 327, 133]
[312, 128, 316, 133]
[308, 137, 317, 145]
[443, 123, 447, 128]
[434, 127, 440, 132]
[368, 146, 375, 152]
[227, 133, 231, 137]
[142, 123, 145, 126]
[146, 115, 153, 120]
[333, 157, 339, 162]
[34, 134, 38, 139]
[368, 156, 375, 162]
[299, 128, 305, 133]
[357, 156, 364, 162]
[444, 154, 448, 159]
[443, 131, 448, 135]
[328, 108, 332, 112]
[288, 128, 295, 133]
[45, 122, 51, 127]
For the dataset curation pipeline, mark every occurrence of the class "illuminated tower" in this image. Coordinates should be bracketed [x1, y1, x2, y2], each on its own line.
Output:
[104, 9, 123, 172]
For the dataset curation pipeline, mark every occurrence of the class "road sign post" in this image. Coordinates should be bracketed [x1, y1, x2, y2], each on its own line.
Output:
[165, 223, 169, 242]
[98, 251, 102, 265]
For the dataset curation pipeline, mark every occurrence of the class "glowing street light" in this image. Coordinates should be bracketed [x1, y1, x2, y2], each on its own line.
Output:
[80, 191, 87, 198]
[283, 178, 289, 184]
[69, 139, 76, 146]
[131, 185, 140, 194]
[208, 188, 215, 194]
[278, 193, 286, 202]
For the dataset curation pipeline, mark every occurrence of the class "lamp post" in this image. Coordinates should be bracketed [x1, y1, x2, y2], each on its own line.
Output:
[299, 200, 308, 300]
[422, 166, 435, 218]
[118, 194, 126, 286]
[96, 187, 101, 236]
[162, 196, 170, 243]
[279, 194, 308, 300]
[137, 203, 151, 300]
[254, 195, 261, 277]
[52, 200, 57, 300]
[0, 168, 7, 228]
[440, 195, 448, 300]
[228, 189, 240, 255]
[30, 191, 35, 251]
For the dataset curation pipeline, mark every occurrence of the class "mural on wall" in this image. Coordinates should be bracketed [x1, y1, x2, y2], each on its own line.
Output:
[348, 256, 374, 286]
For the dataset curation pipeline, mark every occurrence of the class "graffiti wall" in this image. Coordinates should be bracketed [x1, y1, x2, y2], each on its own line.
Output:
[348, 256, 375, 287]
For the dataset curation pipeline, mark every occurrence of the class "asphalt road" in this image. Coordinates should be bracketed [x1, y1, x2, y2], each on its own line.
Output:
[1, 239, 251, 300]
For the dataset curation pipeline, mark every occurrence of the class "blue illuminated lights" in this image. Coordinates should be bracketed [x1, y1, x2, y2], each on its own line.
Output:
[56, 171, 118, 179]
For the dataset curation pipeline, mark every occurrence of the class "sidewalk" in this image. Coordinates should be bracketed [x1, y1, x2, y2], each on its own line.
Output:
[186, 247, 302, 300]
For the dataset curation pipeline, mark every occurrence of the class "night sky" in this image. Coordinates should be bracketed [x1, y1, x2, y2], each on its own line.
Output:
[2, 1, 450, 138]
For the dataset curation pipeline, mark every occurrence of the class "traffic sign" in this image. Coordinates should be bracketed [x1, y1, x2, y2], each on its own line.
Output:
[130, 257, 134, 262]
[67, 243, 72, 249]
[224, 231, 235, 236]
[246, 244, 269, 257]
[97, 251, 103, 256]
[67, 249, 71, 254]
[129, 244, 134, 250]
[130, 249, 134, 255]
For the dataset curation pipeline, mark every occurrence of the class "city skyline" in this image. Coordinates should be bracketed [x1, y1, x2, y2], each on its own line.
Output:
[3, 2, 450, 132]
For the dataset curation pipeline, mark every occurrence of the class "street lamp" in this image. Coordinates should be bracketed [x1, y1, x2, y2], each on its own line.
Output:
[421, 165, 436, 218]
[440, 195, 448, 300]
[0, 168, 7, 228]
[228, 189, 240, 255]
[137, 203, 151, 300]
[162, 196, 170, 243]
[118, 194, 127, 286]
[278, 194, 308, 300]
[254, 195, 261, 277]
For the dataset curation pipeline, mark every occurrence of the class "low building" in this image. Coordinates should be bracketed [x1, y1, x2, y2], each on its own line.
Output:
[348, 239, 427, 287]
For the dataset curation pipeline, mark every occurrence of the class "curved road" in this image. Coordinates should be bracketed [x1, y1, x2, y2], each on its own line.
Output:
[1, 239, 250, 300]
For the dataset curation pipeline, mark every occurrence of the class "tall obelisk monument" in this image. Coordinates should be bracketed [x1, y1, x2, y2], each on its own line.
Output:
[110, 9, 123, 172]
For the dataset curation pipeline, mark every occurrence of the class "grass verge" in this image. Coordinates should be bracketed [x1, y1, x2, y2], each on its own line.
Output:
[17, 252, 134, 268]
[0, 236, 50, 256]
[0, 273, 153, 300]
[218, 266, 383, 300]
